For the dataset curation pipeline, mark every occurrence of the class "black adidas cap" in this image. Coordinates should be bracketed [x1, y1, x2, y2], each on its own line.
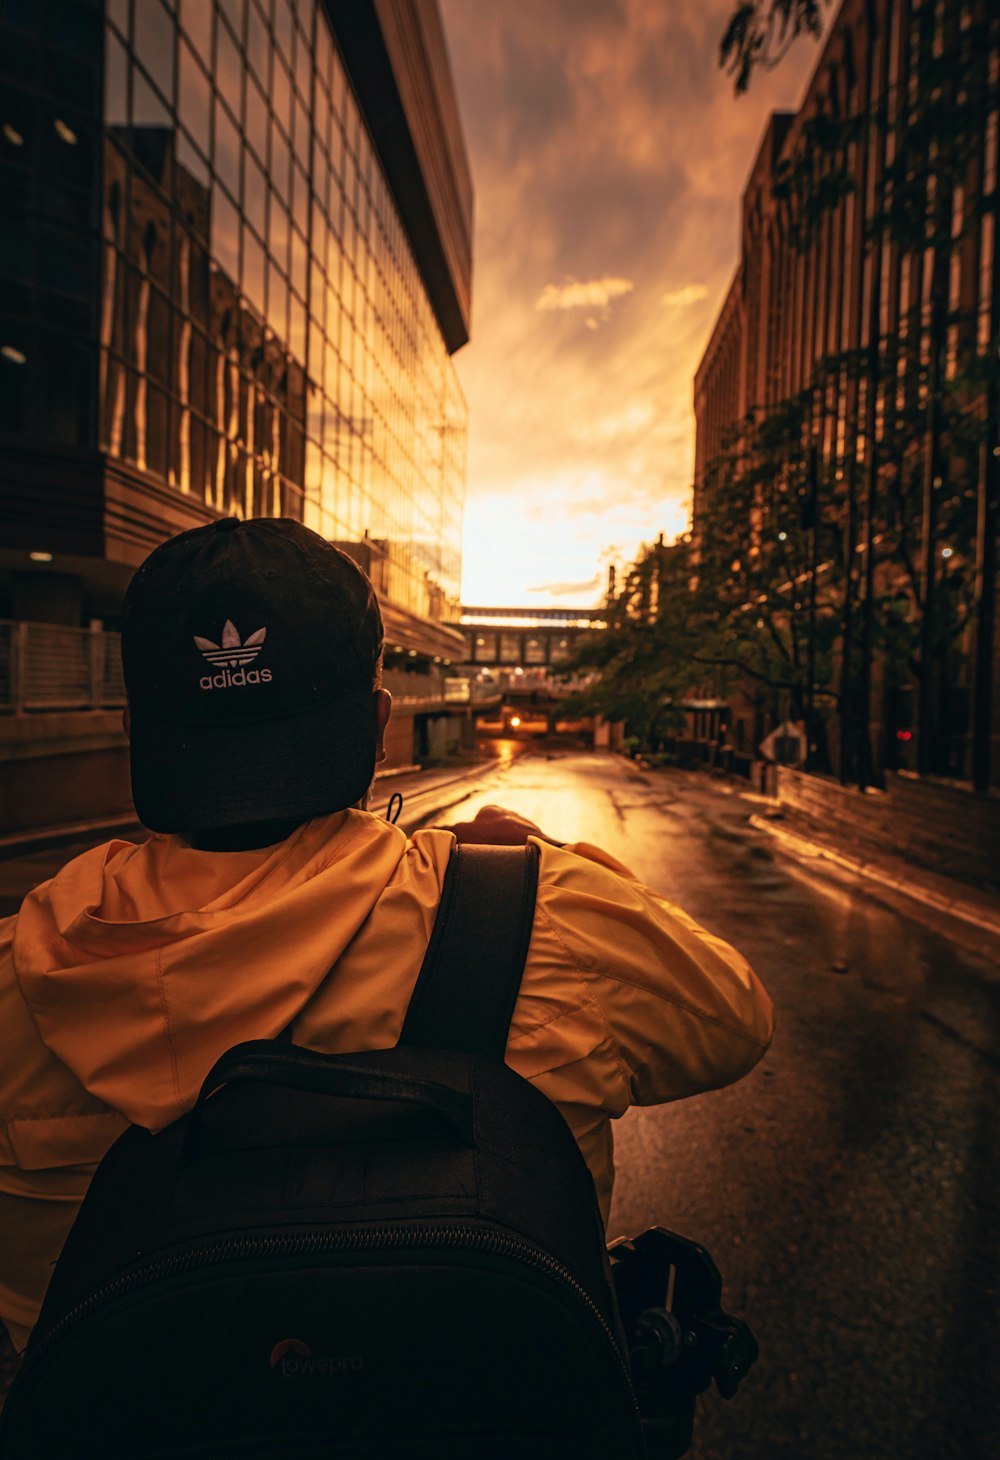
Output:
[122, 517, 384, 833]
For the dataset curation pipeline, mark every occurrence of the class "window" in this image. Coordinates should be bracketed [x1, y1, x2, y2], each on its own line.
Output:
[214, 99, 240, 201]
[245, 76, 268, 165]
[210, 184, 240, 282]
[180, 0, 212, 65]
[215, 19, 243, 122]
[243, 226, 265, 316]
[134, 0, 175, 106]
[244, 150, 267, 239]
[178, 41, 211, 153]
[246, 2, 269, 85]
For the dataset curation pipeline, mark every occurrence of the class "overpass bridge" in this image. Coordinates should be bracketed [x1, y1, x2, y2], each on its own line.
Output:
[451, 605, 607, 672]
[447, 605, 616, 745]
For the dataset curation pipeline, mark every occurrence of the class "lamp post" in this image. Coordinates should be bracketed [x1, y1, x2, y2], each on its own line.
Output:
[917, 264, 948, 777]
[803, 445, 820, 770]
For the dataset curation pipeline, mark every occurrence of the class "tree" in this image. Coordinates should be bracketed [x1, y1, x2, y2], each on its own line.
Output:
[720, 1, 830, 94]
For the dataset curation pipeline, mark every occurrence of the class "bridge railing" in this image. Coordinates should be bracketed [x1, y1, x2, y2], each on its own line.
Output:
[380, 668, 500, 710]
[0, 621, 126, 714]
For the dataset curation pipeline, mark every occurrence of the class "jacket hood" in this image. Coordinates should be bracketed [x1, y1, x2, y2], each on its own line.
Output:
[11, 811, 417, 1130]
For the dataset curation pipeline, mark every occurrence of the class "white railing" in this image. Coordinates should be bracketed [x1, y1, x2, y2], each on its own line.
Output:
[379, 668, 502, 710]
[380, 666, 445, 707]
[0, 621, 126, 713]
[442, 677, 503, 706]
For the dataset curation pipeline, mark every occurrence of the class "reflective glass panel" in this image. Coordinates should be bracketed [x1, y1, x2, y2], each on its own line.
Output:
[218, 0, 245, 43]
[177, 127, 210, 188]
[211, 184, 240, 283]
[267, 259, 287, 339]
[294, 18, 311, 100]
[272, 56, 291, 140]
[244, 149, 267, 238]
[270, 121, 290, 203]
[215, 17, 242, 121]
[246, 0, 269, 84]
[292, 93, 308, 162]
[245, 76, 268, 163]
[290, 224, 307, 299]
[313, 83, 328, 158]
[273, 0, 292, 61]
[108, 0, 129, 37]
[213, 97, 240, 201]
[132, 63, 170, 128]
[178, 41, 211, 153]
[180, 0, 212, 64]
[291, 160, 308, 233]
[315, 16, 330, 90]
[105, 24, 129, 126]
[268, 195, 289, 272]
[134, 0, 175, 104]
[243, 226, 265, 315]
[289, 292, 307, 361]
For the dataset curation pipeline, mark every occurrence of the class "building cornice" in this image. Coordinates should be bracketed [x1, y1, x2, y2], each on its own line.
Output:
[324, 0, 473, 353]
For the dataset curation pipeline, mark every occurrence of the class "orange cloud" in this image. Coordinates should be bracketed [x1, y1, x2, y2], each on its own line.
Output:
[536, 276, 634, 311]
[662, 283, 710, 307]
[439, 0, 830, 606]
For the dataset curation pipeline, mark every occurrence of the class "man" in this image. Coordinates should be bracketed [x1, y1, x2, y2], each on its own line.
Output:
[0, 517, 773, 1352]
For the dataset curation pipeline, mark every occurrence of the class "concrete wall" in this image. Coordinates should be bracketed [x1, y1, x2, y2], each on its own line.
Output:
[0, 712, 134, 835]
[776, 766, 1000, 894]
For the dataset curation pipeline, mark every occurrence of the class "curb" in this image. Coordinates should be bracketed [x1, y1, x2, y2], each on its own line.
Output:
[749, 814, 1000, 941]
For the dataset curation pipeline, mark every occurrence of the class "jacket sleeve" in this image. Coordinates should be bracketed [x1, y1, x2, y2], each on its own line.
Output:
[532, 840, 774, 1106]
[0, 922, 124, 1352]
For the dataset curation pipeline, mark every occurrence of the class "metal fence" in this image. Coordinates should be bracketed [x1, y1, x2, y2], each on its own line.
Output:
[0, 621, 126, 713]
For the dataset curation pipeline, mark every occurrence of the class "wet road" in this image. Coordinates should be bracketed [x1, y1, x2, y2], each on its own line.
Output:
[428, 750, 1000, 1460]
[2, 750, 997, 1457]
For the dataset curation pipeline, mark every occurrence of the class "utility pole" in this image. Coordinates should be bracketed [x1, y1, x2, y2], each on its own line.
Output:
[804, 445, 820, 770]
[971, 218, 998, 791]
[856, 0, 892, 791]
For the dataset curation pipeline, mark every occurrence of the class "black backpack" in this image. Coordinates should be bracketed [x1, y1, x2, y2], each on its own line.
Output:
[0, 842, 647, 1459]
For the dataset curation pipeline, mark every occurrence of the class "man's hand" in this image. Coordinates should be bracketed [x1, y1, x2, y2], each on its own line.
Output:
[437, 805, 561, 847]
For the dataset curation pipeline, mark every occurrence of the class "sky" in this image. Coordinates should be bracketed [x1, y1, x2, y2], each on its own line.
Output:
[437, 0, 829, 608]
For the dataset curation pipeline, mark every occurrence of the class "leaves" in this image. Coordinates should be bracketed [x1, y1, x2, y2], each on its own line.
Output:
[193, 635, 219, 651]
[719, 0, 828, 95]
[244, 627, 267, 646]
[221, 619, 241, 648]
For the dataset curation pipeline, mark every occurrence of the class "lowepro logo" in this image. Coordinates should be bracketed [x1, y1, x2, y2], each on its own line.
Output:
[194, 620, 273, 691]
[269, 1338, 364, 1378]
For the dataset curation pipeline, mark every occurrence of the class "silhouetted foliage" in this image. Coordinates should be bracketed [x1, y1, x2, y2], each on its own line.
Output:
[720, 0, 829, 94]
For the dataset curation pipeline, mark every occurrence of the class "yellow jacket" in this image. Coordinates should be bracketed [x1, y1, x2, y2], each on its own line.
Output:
[0, 811, 773, 1351]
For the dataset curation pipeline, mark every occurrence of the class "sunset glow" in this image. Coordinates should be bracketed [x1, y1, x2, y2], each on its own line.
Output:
[439, 0, 828, 607]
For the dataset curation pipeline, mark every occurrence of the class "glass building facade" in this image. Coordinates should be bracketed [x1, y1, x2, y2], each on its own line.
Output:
[0, 0, 469, 639]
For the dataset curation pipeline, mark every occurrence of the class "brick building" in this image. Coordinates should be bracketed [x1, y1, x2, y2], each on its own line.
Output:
[693, 0, 999, 789]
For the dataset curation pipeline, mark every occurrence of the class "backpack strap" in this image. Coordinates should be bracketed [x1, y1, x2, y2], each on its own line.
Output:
[397, 841, 541, 1061]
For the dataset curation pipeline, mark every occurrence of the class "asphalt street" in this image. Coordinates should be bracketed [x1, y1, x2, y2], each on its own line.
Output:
[427, 750, 1000, 1460]
[1, 750, 998, 1458]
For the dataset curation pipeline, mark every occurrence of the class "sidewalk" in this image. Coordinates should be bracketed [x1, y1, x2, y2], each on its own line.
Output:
[747, 807, 1000, 944]
[618, 753, 1000, 952]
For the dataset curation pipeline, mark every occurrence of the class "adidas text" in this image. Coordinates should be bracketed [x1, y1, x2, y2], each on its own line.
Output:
[199, 667, 273, 690]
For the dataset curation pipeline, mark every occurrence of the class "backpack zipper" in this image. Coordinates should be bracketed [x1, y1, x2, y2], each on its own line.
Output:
[18, 1223, 641, 1432]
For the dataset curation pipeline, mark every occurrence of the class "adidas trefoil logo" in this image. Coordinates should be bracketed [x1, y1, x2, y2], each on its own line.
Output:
[195, 619, 266, 666]
[195, 620, 273, 690]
